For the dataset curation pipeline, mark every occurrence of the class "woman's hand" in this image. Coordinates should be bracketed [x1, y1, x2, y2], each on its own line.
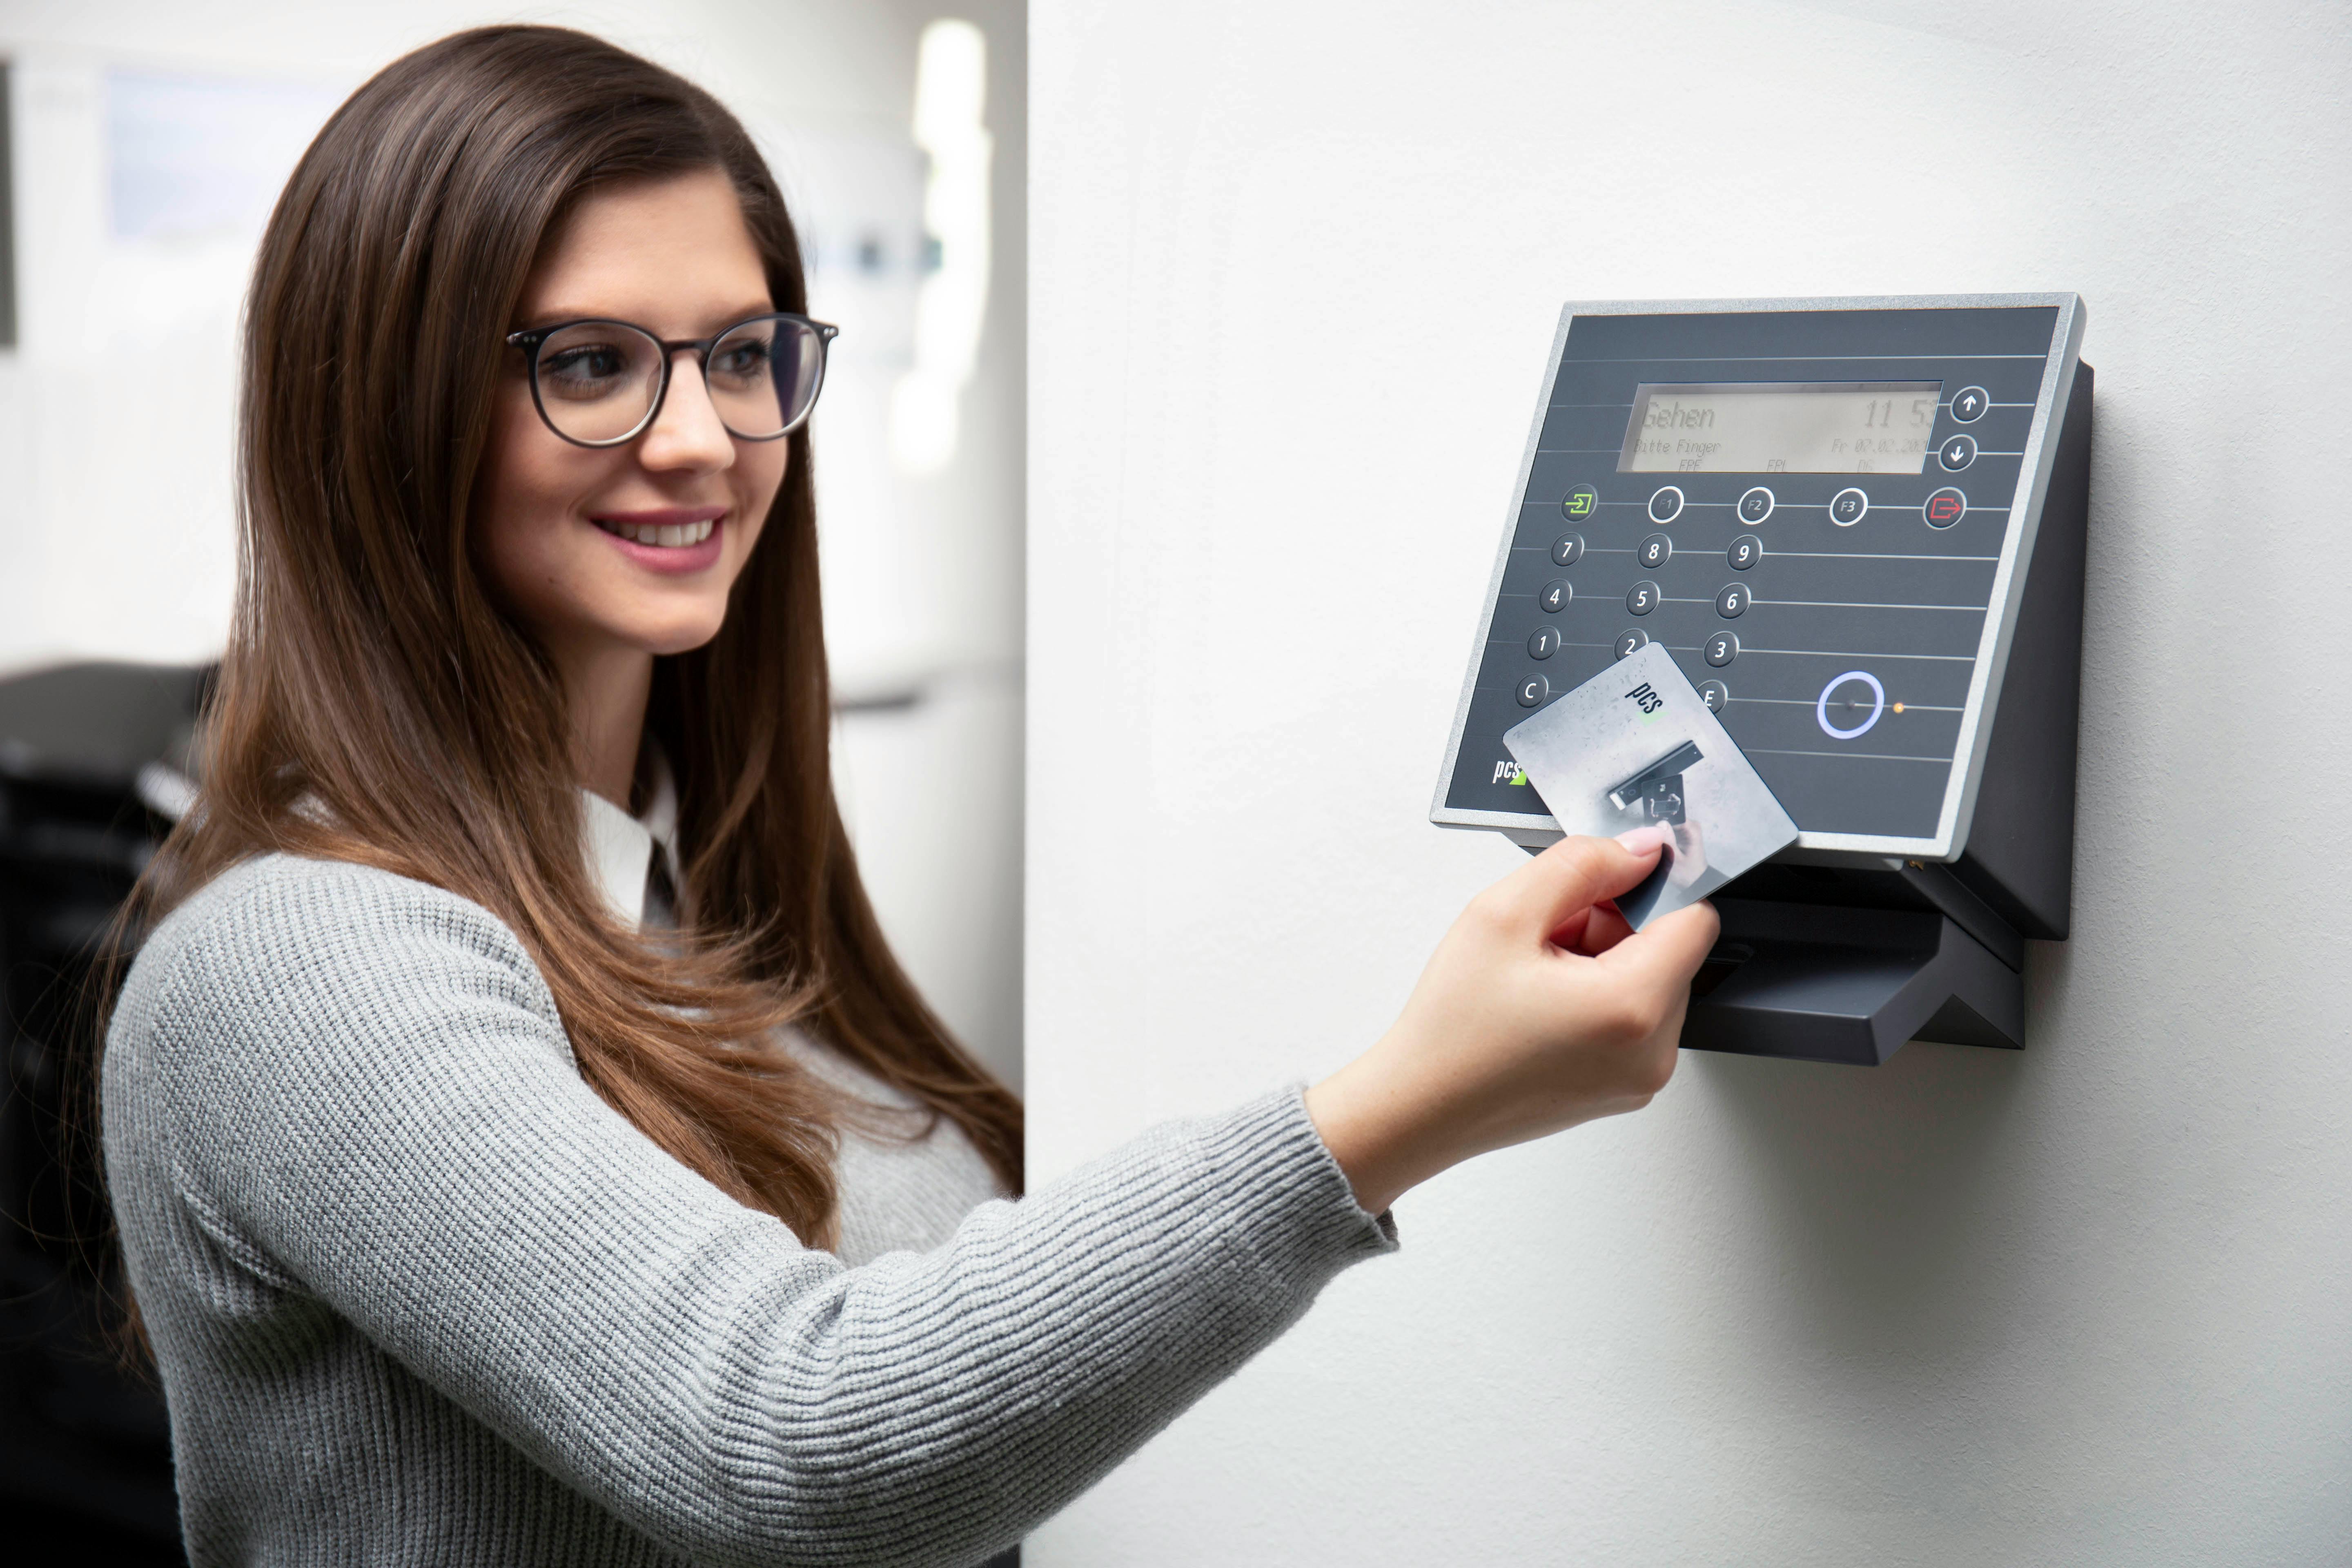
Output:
[1303, 832, 1720, 1214]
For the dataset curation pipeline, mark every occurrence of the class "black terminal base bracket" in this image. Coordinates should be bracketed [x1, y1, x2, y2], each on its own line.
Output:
[1683, 898, 2020, 1066]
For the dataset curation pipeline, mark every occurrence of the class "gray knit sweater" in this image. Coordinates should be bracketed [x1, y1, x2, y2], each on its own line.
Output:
[102, 854, 1395, 1566]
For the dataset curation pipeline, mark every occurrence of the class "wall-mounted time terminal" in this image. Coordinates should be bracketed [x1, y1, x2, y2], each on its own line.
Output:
[1434, 295, 2092, 1065]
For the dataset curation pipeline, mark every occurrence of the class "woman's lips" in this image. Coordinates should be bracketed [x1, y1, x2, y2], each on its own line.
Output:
[588, 511, 726, 573]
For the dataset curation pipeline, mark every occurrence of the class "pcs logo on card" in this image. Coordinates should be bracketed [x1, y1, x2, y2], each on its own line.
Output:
[1624, 681, 1666, 717]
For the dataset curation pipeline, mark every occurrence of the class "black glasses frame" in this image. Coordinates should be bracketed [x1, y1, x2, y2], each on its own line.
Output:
[503, 311, 841, 449]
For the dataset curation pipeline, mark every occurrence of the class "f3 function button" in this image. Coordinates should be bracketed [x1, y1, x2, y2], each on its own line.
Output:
[1539, 578, 1572, 613]
[1646, 486, 1684, 523]
[1737, 486, 1775, 524]
[1516, 674, 1550, 707]
[1949, 385, 1989, 423]
[1939, 433, 1978, 471]
[1562, 484, 1599, 521]
[1829, 487, 1869, 526]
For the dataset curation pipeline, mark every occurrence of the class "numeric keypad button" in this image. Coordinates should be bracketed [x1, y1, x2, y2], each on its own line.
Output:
[1613, 629, 1649, 660]
[1737, 486, 1775, 524]
[1626, 580, 1661, 615]
[1704, 630, 1739, 667]
[1637, 533, 1673, 568]
[1698, 679, 1729, 712]
[1714, 583, 1750, 618]
[1646, 486, 1684, 523]
[1527, 625, 1561, 659]
[1516, 674, 1550, 707]
[1727, 535, 1761, 570]
[1551, 534, 1585, 566]
[1538, 578, 1572, 613]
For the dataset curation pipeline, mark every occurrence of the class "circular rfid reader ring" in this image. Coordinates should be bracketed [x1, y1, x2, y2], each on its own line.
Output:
[1816, 670, 1886, 739]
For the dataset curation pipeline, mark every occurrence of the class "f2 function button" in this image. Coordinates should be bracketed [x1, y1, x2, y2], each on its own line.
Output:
[1950, 386, 1989, 423]
[1737, 486, 1775, 524]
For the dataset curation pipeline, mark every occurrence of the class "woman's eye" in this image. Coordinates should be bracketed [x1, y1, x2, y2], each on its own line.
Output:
[541, 344, 633, 395]
[710, 344, 771, 386]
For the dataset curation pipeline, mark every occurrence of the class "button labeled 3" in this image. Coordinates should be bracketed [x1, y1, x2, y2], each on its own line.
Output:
[1703, 631, 1739, 667]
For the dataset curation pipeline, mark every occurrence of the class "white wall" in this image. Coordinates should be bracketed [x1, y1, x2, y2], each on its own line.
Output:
[0, 0, 1027, 1084]
[1027, 2, 2352, 1561]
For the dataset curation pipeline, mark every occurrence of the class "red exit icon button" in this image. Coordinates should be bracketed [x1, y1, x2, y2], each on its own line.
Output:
[1923, 487, 1968, 528]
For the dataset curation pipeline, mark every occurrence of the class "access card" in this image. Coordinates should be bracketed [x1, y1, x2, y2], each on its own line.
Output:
[1502, 641, 1797, 929]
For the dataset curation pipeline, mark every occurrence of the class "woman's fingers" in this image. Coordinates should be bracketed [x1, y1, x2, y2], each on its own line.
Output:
[1595, 899, 1720, 991]
[1490, 834, 1665, 938]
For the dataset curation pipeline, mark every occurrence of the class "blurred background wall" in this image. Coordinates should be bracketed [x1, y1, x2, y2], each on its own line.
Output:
[1027, 1, 2351, 1562]
[0, 0, 1025, 1088]
[0, 1, 1023, 1552]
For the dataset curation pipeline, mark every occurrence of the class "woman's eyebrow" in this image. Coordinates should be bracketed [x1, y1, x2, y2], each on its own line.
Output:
[515, 303, 780, 336]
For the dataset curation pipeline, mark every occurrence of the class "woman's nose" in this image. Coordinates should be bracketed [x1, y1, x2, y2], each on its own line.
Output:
[637, 351, 738, 473]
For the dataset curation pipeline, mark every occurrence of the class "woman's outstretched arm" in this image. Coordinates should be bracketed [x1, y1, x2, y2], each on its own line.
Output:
[105, 838, 1706, 1566]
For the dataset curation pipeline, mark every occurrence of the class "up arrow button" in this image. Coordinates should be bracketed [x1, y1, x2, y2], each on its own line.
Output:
[1951, 385, 1989, 423]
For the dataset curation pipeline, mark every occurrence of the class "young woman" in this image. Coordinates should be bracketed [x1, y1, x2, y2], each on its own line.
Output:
[100, 25, 1716, 1567]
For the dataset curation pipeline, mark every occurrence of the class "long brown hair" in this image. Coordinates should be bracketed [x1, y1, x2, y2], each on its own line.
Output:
[118, 25, 1021, 1247]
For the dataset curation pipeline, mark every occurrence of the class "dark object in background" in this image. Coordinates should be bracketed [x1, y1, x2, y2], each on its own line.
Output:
[0, 660, 209, 1561]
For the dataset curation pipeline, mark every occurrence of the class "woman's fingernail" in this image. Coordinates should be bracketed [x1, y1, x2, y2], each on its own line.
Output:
[1615, 824, 1670, 853]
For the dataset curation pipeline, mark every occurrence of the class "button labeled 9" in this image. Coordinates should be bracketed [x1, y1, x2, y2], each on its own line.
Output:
[1727, 535, 1761, 570]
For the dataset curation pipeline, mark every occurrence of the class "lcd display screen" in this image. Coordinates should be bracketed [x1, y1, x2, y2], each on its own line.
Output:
[1617, 381, 1944, 474]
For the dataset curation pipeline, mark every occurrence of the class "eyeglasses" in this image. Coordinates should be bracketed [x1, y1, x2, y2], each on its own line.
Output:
[504, 312, 840, 448]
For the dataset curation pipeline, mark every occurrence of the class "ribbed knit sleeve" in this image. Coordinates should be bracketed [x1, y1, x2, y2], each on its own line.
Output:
[102, 855, 1392, 1568]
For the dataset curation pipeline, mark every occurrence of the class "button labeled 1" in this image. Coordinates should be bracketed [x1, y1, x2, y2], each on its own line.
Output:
[1527, 625, 1561, 659]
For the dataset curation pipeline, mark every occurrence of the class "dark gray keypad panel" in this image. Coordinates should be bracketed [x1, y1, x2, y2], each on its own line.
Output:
[1444, 303, 2061, 839]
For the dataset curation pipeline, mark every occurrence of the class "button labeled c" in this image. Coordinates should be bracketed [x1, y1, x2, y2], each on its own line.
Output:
[1816, 671, 1886, 739]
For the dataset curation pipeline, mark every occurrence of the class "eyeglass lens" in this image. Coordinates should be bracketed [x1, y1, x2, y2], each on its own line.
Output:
[532, 316, 826, 445]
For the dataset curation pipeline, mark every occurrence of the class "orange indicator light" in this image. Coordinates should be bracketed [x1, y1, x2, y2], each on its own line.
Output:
[1891, 702, 1905, 714]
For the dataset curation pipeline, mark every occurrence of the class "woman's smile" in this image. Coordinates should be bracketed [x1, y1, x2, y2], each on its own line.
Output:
[588, 505, 727, 572]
